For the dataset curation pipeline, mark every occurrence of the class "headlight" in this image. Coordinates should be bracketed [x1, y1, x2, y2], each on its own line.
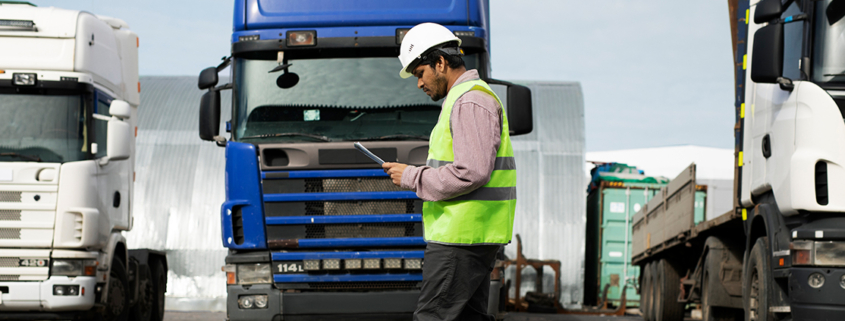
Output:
[790, 240, 845, 266]
[813, 241, 845, 266]
[237, 263, 271, 284]
[52, 259, 97, 276]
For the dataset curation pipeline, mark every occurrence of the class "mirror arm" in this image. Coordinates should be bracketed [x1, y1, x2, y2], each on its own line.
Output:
[98, 156, 110, 166]
[213, 136, 228, 147]
[92, 114, 111, 122]
[777, 77, 794, 91]
[780, 13, 807, 24]
[483, 78, 516, 86]
[214, 83, 233, 91]
[216, 56, 232, 72]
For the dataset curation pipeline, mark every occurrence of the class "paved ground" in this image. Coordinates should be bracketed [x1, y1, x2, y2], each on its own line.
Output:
[162, 311, 647, 321]
[163, 311, 226, 321]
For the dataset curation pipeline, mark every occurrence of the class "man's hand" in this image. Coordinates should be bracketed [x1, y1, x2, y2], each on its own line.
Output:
[382, 162, 408, 186]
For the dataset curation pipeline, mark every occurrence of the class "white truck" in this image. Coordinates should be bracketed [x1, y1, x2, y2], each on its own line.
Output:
[0, 3, 166, 320]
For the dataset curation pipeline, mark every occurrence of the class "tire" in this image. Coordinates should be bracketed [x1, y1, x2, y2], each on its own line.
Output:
[744, 237, 776, 321]
[150, 261, 167, 321]
[641, 262, 653, 321]
[654, 259, 685, 321]
[648, 262, 658, 321]
[106, 258, 130, 321]
[129, 265, 152, 321]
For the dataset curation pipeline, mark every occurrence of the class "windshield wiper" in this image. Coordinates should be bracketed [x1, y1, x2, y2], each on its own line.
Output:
[357, 135, 429, 141]
[0, 153, 42, 162]
[241, 132, 332, 142]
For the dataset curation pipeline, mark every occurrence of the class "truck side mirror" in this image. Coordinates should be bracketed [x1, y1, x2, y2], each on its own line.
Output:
[505, 84, 533, 135]
[751, 23, 784, 84]
[199, 90, 221, 141]
[198, 67, 218, 90]
[486, 79, 533, 136]
[107, 117, 131, 161]
[754, 0, 783, 24]
[109, 100, 131, 119]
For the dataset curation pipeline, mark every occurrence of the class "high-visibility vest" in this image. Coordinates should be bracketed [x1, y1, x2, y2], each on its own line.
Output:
[423, 79, 516, 245]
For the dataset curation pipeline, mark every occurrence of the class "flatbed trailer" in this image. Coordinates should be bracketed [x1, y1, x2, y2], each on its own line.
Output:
[632, 163, 745, 321]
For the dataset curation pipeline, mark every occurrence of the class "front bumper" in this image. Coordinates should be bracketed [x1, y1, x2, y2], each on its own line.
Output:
[227, 284, 420, 321]
[0, 276, 97, 312]
[788, 267, 845, 319]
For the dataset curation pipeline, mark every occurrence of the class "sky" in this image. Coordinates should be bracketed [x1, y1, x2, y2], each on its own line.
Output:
[26, 0, 736, 152]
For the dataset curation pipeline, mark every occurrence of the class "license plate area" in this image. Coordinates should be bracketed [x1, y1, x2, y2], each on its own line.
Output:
[275, 261, 304, 273]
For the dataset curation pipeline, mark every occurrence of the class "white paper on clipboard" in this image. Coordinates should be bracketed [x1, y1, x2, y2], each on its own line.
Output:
[354, 142, 385, 165]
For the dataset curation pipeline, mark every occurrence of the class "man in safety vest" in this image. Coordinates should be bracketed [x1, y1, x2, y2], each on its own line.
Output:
[383, 22, 517, 321]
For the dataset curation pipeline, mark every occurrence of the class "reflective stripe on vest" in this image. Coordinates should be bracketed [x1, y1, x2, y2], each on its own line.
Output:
[423, 79, 516, 245]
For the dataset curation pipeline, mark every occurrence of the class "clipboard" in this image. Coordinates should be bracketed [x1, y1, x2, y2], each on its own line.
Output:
[353, 142, 385, 165]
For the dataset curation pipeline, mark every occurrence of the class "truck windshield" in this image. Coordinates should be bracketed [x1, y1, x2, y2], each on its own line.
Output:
[813, 0, 845, 83]
[233, 55, 478, 142]
[0, 94, 87, 163]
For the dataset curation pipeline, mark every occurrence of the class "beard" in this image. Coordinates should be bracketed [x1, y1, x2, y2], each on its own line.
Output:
[428, 71, 448, 101]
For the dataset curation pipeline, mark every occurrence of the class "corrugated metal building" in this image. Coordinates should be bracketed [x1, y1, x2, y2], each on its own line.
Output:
[127, 77, 587, 311]
[501, 82, 586, 307]
[125, 76, 232, 311]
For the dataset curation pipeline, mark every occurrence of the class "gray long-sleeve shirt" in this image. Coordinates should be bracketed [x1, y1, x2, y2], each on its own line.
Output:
[400, 69, 502, 201]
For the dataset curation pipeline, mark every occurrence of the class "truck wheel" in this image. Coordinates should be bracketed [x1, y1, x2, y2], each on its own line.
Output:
[150, 261, 167, 321]
[106, 258, 130, 321]
[744, 237, 775, 321]
[654, 259, 684, 321]
[129, 266, 153, 321]
[641, 262, 653, 321]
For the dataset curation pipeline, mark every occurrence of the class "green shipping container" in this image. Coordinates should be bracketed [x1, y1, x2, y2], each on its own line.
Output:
[584, 164, 708, 308]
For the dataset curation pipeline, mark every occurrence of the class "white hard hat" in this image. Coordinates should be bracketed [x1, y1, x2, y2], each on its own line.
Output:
[398, 23, 462, 79]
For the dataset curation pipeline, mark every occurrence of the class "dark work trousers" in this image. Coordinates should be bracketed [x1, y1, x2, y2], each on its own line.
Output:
[413, 242, 501, 321]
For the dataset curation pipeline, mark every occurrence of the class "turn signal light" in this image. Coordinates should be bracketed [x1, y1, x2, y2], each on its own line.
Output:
[84, 266, 96, 276]
[791, 240, 813, 265]
[223, 264, 236, 284]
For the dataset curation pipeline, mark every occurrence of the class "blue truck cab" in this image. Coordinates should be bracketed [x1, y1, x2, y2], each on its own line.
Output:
[197, 1, 532, 319]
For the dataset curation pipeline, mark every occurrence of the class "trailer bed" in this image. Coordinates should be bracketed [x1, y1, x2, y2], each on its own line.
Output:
[631, 163, 741, 265]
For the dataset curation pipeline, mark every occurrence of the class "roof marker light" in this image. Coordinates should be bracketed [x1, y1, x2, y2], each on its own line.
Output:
[287, 31, 316, 47]
[13, 73, 36, 86]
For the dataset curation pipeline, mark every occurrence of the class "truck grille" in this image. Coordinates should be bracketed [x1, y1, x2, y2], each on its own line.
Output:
[263, 178, 403, 194]
[0, 257, 19, 267]
[305, 281, 420, 290]
[325, 200, 411, 215]
[0, 228, 21, 239]
[307, 223, 416, 238]
[0, 210, 21, 221]
[265, 200, 420, 217]
[0, 275, 19, 281]
[0, 192, 21, 203]
[267, 222, 422, 240]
